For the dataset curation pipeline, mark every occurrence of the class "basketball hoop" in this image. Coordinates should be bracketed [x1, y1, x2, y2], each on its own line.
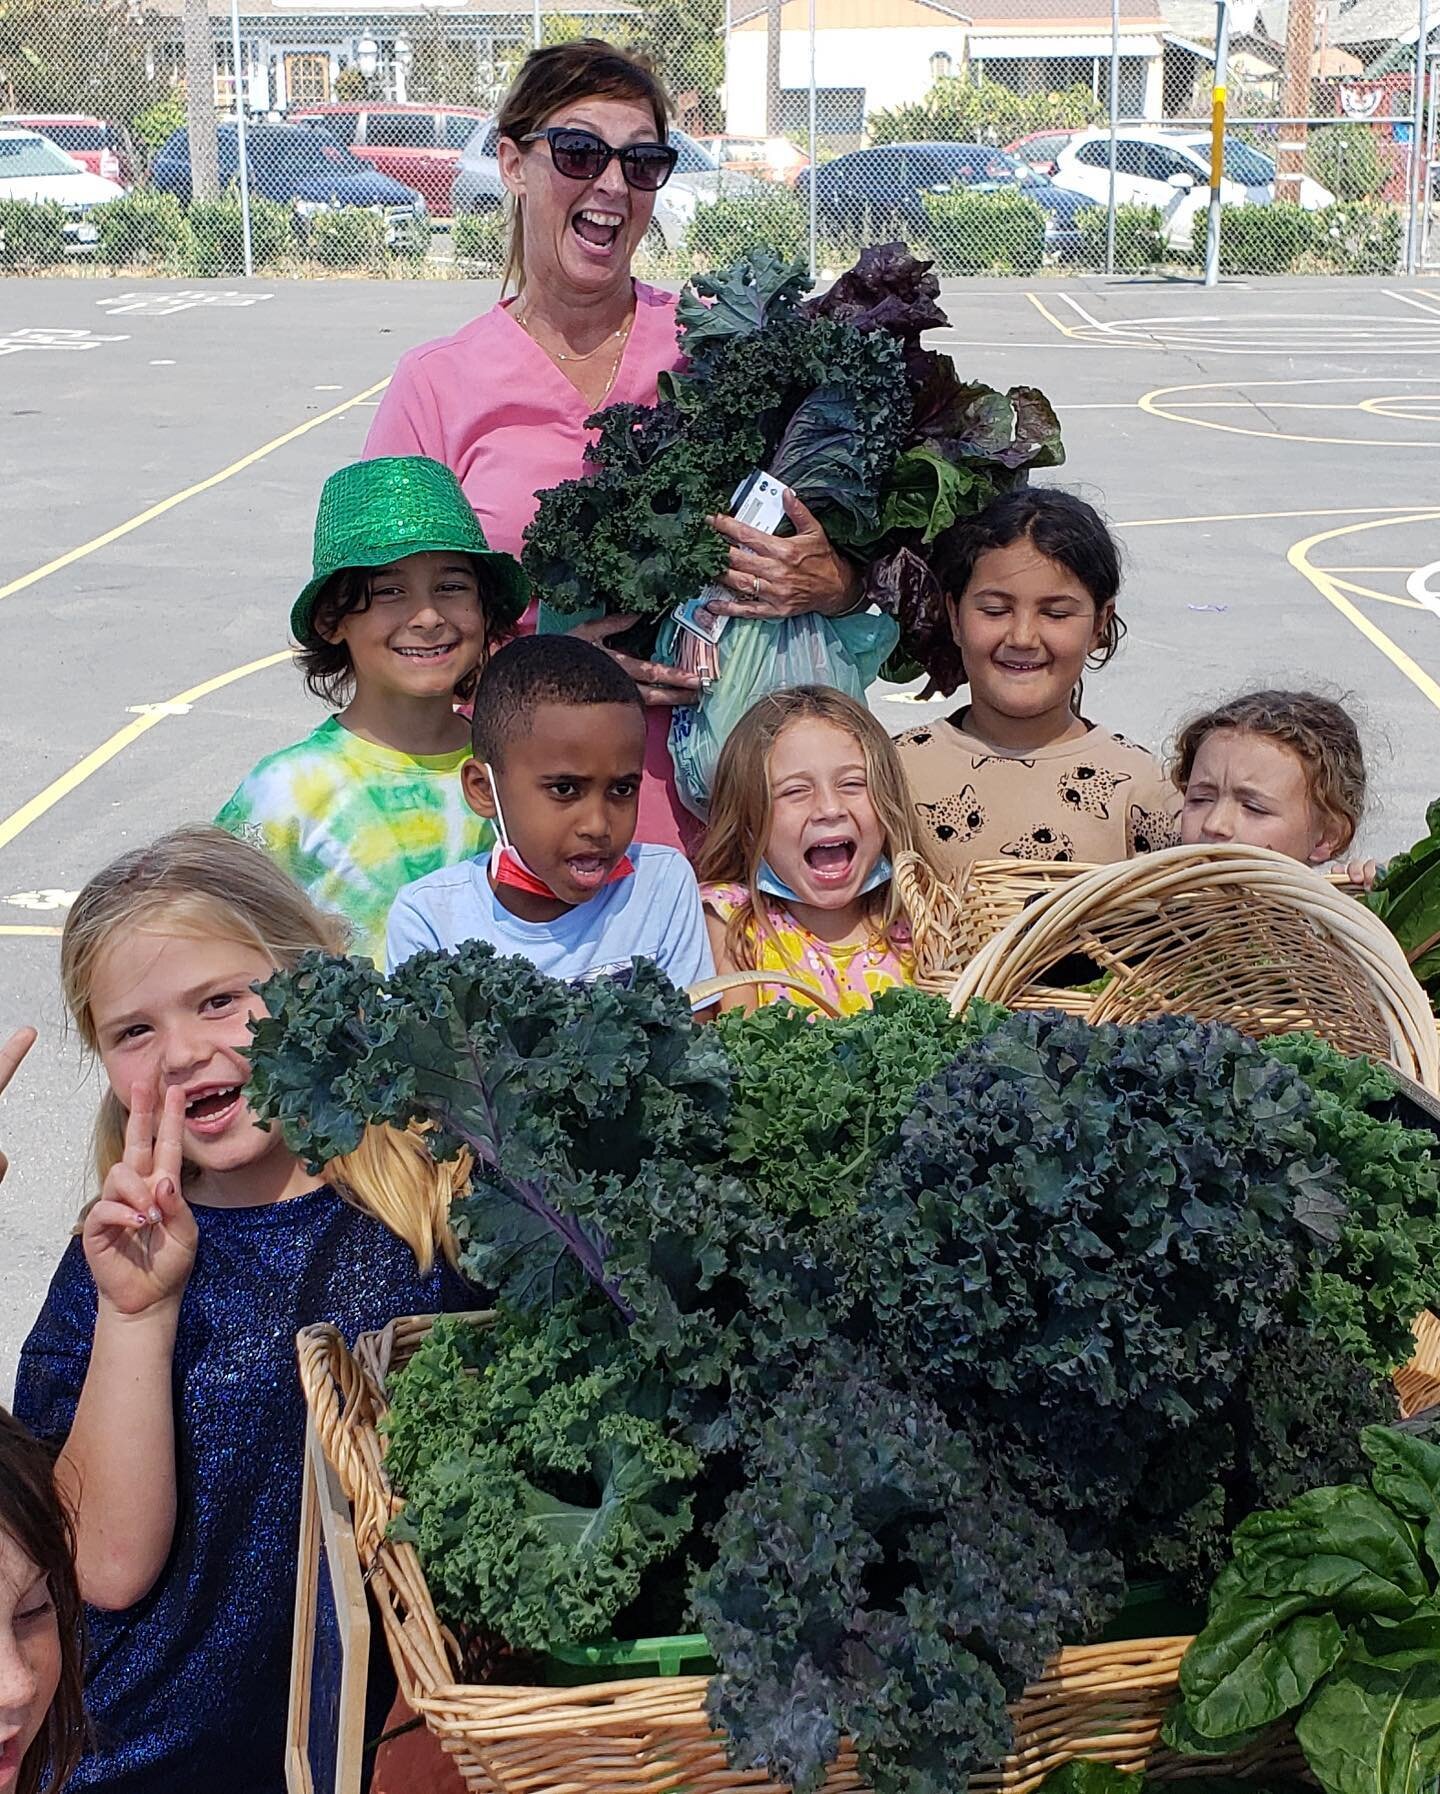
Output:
[1338, 81, 1386, 117]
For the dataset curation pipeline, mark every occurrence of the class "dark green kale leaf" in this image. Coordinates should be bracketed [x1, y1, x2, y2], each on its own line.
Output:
[692, 1352, 1121, 1794]
[523, 255, 912, 625]
[245, 947, 731, 1317]
[384, 1302, 698, 1653]
[1127, 1329, 1398, 1601]
[858, 1012, 1348, 1512]
[674, 245, 812, 375]
[715, 988, 1004, 1220]
[1264, 1032, 1440, 1372]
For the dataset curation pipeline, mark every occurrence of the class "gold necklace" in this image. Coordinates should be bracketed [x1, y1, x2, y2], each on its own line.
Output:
[517, 300, 635, 404]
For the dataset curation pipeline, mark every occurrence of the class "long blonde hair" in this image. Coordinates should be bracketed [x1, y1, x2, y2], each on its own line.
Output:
[60, 826, 465, 1271]
[694, 687, 940, 973]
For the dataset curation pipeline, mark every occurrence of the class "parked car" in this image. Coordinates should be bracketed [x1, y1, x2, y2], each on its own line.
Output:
[1, 113, 132, 185]
[288, 101, 489, 216]
[151, 123, 427, 248]
[692, 133, 808, 183]
[449, 122, 768, 253]
[1053, 128, 1334, 245]
[1004, 128, 1079, 177]
[0, 128, 125, 249]
[795, 141, 1091, 258]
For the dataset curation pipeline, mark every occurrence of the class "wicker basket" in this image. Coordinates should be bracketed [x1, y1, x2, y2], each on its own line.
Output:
[296, 1317, 1310, 1794]
[942, 843, 1440, 1092]
[1396, 1310, 1440, 1419]
[896, 852, 1096, 994]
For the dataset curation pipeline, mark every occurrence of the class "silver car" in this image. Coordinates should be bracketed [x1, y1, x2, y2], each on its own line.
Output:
[450, 121, 769, 253]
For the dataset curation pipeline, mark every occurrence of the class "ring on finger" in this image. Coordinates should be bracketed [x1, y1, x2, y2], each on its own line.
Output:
[751, 574, 762, 599]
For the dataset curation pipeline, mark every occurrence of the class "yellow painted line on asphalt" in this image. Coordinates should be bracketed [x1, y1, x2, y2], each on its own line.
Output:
[0, 650, 293, 855]
[0, 379, 390, 605]
[1116, 505, 1435, 528]
[1325, 575, 1424, 610]
[1025, 292, 1084, 339]
[0, 925, 63, 937]
[1288, 512, 1440, 713]
[1137, 376, 1440, 448]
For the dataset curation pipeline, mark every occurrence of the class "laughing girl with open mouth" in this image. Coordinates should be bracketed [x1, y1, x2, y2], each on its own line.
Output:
[696, 687, 941, 1016]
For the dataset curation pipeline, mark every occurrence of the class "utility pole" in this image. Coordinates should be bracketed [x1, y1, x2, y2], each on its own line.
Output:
[1204, 0, 1231, 283]
[182, 0, 220, 201]
[765, 0, 783, 135]
[1277, 0, 1315, 201]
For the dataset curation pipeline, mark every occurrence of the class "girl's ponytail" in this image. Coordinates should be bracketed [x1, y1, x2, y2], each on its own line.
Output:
[328, 1125, 470, 1274]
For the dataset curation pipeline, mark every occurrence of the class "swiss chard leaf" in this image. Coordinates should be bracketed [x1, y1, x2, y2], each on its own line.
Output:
[875, 444, 989, 545]
[1295, 1656, 1440, 1794]
[1179, 1594, 1345, 1737]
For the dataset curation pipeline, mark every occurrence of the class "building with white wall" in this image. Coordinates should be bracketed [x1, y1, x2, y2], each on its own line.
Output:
[724, 0, 1164, 143]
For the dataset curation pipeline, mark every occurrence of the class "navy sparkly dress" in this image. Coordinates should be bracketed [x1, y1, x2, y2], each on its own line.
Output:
[15, 1185, 474, 1794]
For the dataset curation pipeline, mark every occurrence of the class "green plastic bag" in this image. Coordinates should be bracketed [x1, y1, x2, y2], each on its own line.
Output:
[664, 609, 899, 819]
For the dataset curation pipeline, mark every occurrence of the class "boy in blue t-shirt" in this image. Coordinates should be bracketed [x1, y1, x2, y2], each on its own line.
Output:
[386, 634, 714, 991]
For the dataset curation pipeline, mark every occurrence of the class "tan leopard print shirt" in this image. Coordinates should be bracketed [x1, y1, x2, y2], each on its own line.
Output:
[893, 713, 1181, 881]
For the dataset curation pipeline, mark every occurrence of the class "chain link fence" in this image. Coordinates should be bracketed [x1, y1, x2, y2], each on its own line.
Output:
[0, 0, 1434, 278]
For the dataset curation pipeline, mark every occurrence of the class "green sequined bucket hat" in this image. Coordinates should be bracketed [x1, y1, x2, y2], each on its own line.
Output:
[291, 457, 530, 646]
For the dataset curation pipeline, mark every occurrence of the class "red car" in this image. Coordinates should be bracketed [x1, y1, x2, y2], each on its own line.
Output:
[2, 114, 132, 185]
[288, 102, 490, 216]
[1003, 129, 1079, 176]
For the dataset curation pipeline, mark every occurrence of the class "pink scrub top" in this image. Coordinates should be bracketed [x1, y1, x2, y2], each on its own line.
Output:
[363, 282, 696, 851]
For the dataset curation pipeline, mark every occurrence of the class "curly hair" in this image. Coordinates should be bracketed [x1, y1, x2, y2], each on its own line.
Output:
[0, 1408, 86, 1794]
[296, 559, 501, 708]
[1169, 689, 1366, 856]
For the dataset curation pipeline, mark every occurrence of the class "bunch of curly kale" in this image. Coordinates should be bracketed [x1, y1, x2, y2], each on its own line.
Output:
[246, 955, 1438, 1794]
[521, 244, 1063, 671]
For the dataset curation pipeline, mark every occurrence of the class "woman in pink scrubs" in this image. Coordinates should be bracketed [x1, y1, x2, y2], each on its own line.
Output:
[363, 38, 860, 851]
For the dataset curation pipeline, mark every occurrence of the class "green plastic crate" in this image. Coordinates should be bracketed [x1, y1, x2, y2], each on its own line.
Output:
[543, 1631, 715, 1687]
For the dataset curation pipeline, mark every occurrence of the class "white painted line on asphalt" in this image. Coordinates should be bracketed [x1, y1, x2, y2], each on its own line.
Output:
[1406, 560, 1440, 619]
[314, 384, 342, 391]
[1056, 292, 1105, 330]
[1386, 289, 1440, 318]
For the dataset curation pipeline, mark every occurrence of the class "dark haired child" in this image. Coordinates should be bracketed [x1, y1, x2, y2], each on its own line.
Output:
[0, 1406, 86, 1794]
[1172, 689, 1376, 885]
[894, 487, 1179, 877]
[385, 635, 714, 989]
[217, 456, 529, 963]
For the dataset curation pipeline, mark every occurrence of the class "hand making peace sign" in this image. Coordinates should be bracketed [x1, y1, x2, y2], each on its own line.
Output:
[0, 1025, 36, 1185]
[83, 1083, 199, 1317]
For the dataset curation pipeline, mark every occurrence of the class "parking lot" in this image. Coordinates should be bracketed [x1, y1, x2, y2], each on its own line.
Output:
[3, 269, 1440, 1384]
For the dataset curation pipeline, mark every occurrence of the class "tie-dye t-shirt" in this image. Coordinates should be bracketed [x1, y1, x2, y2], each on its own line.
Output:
[216, 716, 493, 963]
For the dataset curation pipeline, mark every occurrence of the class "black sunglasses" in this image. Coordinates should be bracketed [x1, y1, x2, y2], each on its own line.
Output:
[520, 126, 678, 192]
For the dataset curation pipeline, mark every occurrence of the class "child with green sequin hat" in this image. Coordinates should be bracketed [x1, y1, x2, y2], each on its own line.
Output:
[217, 456, 530, 964]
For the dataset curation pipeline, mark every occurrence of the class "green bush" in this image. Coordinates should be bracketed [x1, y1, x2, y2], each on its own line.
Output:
[132, 95, 187, 158]
[1312, 199, 1402, 274]
[688, 187, 807, 267]
[1307, 122, 1389, 202]
[0, 199, 68, 269]
[452, 206, 508, 275]
[94, 189, 191, 270]
[305, 206, 388, 270]
[870, 75, 1100, 147]
[1189, 200, 1318, 273]
[1077, 202, 1166, 271]
[922, 188, 1045, 274]
[186, 192, 292, 274]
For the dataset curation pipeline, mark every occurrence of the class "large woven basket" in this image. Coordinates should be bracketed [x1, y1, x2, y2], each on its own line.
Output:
[942, 843, 1440, 1092]
[896, 852, 1095, 994]
[296, 1317, 1309, 1794]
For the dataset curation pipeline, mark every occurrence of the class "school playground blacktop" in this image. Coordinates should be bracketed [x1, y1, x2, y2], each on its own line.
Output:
[3, 269, 1440, 1386]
